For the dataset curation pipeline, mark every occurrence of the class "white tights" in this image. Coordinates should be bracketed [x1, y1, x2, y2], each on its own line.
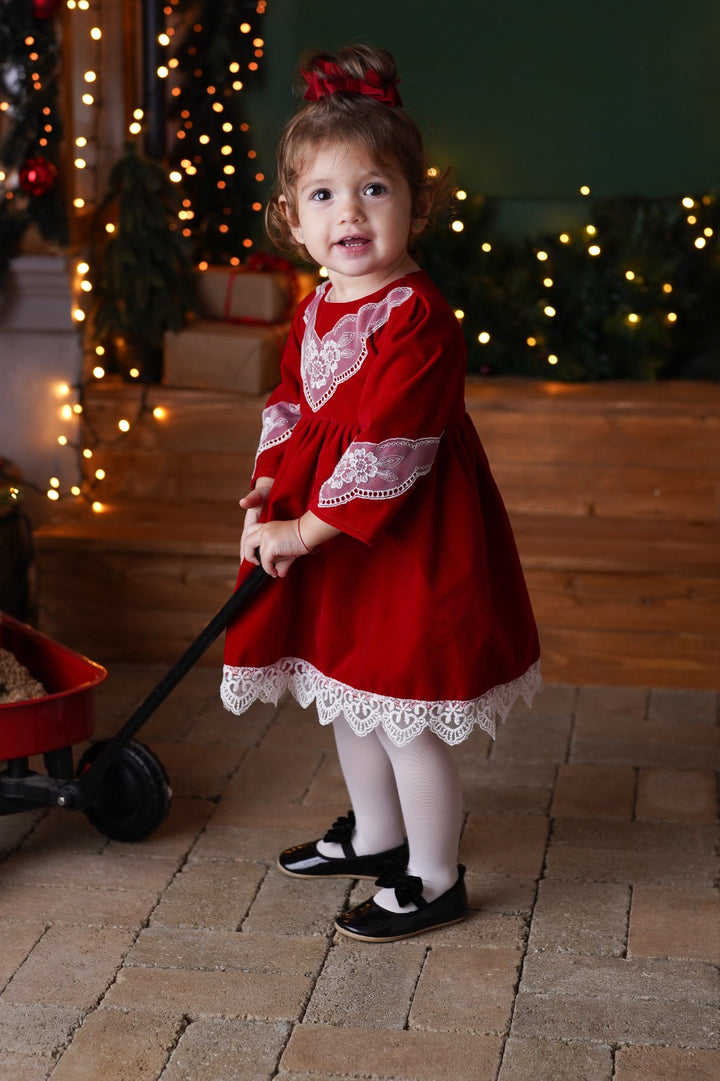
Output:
[317, 717, 464, 912]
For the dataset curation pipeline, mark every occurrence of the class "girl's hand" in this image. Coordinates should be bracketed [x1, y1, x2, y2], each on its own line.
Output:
[243, 518, 310, 579]
[239, 479, 274, 565]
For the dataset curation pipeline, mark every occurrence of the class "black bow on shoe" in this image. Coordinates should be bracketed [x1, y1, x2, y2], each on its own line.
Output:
[323, 810, 356, 845]
[375, 860, 426, 908]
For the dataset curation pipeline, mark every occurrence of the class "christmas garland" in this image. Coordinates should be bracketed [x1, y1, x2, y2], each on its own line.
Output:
[418, 189, 720, 382]
[0, 0, 68, 288]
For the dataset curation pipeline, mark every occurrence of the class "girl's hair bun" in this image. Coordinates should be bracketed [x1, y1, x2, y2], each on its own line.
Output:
[296, 45, 400, 105]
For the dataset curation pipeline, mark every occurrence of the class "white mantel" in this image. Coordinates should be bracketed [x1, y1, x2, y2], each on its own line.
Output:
[0, 255, 82, 525]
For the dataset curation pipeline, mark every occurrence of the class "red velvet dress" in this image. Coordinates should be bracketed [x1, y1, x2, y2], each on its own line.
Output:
[221, 270, 541, 746]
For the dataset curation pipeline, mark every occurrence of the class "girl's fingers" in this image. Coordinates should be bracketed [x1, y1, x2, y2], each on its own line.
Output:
[239, 489, 265, 509]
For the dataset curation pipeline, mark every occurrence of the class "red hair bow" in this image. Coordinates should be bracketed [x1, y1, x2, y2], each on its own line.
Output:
[302, 59, 402, 107]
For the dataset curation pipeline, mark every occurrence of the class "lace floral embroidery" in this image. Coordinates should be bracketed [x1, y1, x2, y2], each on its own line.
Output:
[220, 658, 542, 747]
[254, 401, 301, 468]
[318, 436, 441, 507]
[302, 282, 413, 411]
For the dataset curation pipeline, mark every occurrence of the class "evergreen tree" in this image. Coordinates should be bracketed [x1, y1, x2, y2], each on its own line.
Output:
[89, 142, 195, 381]
[167, 0, 267, 265]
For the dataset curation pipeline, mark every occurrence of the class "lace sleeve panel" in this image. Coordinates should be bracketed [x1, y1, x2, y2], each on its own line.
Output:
[318, 435, 442, 507]
[254, 400, 301, 470]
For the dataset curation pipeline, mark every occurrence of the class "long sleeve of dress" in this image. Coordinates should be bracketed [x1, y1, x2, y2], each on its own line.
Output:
[308, 289, 467, 544]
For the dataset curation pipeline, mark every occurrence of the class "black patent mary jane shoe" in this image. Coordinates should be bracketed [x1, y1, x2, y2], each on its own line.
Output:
[278, 810, 408, 880]
[335, 864, 468, 943]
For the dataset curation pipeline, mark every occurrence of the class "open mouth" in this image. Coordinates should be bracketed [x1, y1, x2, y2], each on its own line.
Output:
[337, 236, 370, 248]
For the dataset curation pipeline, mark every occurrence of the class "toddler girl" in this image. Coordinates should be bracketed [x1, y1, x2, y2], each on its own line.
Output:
[221, 44, 541, 941]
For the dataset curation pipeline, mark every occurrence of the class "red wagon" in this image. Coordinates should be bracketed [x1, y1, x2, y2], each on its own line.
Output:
[0, 564, 267, 841]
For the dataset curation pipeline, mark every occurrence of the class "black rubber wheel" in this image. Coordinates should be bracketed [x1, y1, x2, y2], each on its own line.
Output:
[77, 739, 171, 842]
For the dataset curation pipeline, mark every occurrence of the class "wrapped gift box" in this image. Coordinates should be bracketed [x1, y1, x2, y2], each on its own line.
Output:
[163, 319, 286, 395]
[194, 266, 291, 323]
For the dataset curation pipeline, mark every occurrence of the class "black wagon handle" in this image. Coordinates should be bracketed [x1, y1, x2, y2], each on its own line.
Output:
[67, 562, 270, 804]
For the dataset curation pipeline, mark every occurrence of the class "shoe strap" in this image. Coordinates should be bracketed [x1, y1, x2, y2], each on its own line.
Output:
[375, 859, 426, 908]
[323, 810, 357, 858]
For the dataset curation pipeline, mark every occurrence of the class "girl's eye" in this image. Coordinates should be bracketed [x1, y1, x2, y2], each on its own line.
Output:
[365, 182, 388, 197]
[311, 189, 332, 202]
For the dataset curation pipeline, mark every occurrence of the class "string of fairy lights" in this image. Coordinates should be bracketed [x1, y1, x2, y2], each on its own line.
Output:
[441, 181, 713, 376]
[39, 0, 269, 513]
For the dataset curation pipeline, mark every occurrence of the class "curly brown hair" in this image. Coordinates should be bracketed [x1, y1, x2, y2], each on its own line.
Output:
[265, 45, 450, 260]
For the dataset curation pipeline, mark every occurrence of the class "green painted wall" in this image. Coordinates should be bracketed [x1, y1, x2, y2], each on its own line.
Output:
[249, 0, 720, 233]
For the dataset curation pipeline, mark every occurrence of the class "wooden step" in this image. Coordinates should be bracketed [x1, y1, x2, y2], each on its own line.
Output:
[34, 499, 720, 688]
[77, 379, 720, 518]
[77, 381, 265, 504]
[35, 499, 242, 667]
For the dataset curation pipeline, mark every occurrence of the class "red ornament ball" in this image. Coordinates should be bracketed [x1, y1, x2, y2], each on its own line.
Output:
[19, 156, 57, 197]
[32, 0, 63, 17]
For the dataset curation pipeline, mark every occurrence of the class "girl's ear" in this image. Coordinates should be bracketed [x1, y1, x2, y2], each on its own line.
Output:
[410, 190, 433, 238]
[279, 194, 304, 245]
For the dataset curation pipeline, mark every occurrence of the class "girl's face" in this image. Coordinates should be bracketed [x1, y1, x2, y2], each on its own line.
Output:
[283, 141, 421, 302]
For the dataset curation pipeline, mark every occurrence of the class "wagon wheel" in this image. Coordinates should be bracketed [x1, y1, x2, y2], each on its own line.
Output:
[77, 740, 171, 842]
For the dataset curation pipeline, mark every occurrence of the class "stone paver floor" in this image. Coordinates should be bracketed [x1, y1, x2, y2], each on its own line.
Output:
[0, 667, 718, 1081]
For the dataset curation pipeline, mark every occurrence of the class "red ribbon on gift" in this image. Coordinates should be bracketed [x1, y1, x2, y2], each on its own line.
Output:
[221, 256, 301, 334]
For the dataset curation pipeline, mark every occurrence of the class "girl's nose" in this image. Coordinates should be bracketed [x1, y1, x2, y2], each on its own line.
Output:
[338, 194, 364, 223]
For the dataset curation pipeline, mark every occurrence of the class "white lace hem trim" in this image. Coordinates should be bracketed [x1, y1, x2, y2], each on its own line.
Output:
[220, 658, 542, 747]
